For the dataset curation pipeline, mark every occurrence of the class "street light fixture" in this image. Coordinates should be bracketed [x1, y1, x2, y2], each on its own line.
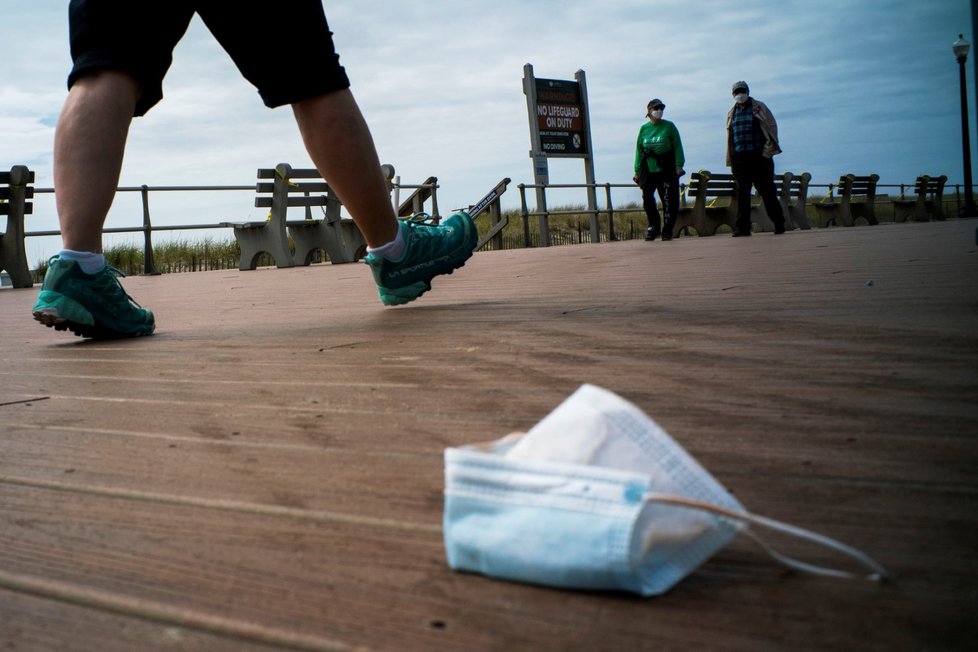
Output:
[953, 34, 977, 217]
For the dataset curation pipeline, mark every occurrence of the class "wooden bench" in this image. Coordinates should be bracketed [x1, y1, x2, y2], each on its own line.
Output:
[674, 170, 737, 236]
[224, 163, 395, 271]
[892, 175, 947, 222]
[750, 171, 812, 231]
[813, 174, 880, 227]
[0, 165, 34, 288]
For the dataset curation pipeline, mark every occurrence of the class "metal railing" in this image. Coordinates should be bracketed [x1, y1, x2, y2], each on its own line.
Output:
[515, 180, 977, 247]
[24, 179, 438, 275]
[13, 175, 977, 272]
[517, 182, 644, 246]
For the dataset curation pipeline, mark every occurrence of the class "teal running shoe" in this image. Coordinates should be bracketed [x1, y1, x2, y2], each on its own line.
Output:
[32, 256, 155, 339]
[365, 211, 478, 306]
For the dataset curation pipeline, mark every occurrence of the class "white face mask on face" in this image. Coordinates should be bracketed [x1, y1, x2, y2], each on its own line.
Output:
[650, 109, 663, 120]
[734, 93, 749, 105]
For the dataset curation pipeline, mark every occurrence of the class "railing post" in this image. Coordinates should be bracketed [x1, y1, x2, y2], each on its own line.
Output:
[489, 198, 504, 252]
[605, 183, 617, 241]
[518, 184, 532, 248]
[429, 182, 440, 221]
[140, 185, 160, 275]
[536, 184, 550, 247]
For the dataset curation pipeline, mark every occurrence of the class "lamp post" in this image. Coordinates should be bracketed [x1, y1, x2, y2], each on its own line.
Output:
[953, 34, 978, 217]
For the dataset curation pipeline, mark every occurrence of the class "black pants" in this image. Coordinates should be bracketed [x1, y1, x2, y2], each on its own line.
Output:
[641, 172, 679, 238]
[731, 151, 784, 233]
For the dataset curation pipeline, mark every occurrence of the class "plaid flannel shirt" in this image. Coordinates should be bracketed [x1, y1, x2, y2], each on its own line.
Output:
[730, 103, 761, 153]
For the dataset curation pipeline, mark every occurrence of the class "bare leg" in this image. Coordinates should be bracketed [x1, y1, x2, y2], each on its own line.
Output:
[53, 71, 140, 253]
[292, 89, 398, 247]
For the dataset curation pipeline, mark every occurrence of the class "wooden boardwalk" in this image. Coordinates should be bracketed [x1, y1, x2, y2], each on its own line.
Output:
[1, 220, 977, 651]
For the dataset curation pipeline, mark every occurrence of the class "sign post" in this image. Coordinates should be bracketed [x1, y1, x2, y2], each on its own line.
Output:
[523, 64, 599, 246]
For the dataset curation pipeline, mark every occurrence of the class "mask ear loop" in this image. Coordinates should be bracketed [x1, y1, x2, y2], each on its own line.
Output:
[643, 493, 890, 583]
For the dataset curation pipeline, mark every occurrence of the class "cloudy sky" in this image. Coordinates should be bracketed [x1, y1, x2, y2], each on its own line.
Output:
[1, 1, 975, 262]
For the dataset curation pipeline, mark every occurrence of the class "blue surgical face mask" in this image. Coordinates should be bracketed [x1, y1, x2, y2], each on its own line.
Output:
[443, 384, 888, 596]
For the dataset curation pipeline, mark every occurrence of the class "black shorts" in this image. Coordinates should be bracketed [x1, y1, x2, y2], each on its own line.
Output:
[67, 0, 351, 116]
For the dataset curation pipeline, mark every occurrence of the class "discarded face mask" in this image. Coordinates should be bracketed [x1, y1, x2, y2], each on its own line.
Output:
[443, 384, 888, 596]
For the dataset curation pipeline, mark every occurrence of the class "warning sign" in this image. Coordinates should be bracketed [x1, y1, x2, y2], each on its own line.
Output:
[534, 78, 587, 155]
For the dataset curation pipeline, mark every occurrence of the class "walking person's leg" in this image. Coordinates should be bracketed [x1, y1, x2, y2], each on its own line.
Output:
[731, 154, 754, 236]
[641, 180, 662, 240]
[202, 1, 477, 306]
[54, 72, 138, 254]
[661, 175, 680, 240]
[33, 71, 157, 339]
[292, 92, 398, 247]
[32, 2, 196, 338]
[753, 156, 786, 234]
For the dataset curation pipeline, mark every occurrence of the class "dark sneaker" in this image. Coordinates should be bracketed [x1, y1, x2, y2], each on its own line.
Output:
[32, 256, 155, 339]
[732, 230, 752, 237]
[774, 224, 786, 235]
[364, 211, 477, 306]
[645, 227, 657, 241]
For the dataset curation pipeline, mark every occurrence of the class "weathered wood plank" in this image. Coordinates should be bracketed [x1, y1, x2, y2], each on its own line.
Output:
[0, 588, 286, 652]
[0, 220, 975, 650]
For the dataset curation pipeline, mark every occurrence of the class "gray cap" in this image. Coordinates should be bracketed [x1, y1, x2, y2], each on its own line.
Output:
[732, 80, 749, 94]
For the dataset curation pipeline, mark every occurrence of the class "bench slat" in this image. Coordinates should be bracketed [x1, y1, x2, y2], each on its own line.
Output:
[0, 170, 35, 184]
[256, 168, 322, 180]
[0, 187, 35, 200]
[0, 202, 32, 215]
[255, 181, 331, 194]
[255, 196, 332, 208]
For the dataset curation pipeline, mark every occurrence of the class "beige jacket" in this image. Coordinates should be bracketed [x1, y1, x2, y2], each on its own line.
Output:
[726, 98, 781, 166]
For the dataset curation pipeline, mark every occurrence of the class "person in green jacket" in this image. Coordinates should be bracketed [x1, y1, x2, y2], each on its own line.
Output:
[633, 98, 686, 241]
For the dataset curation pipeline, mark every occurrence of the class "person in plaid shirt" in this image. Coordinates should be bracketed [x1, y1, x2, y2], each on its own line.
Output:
[725, 81, 785, 237]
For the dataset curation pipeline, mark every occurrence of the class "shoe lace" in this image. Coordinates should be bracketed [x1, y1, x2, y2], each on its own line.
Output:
[403, 212, 438, 226]
[99, 266, 146, 309]
[401, 215, 446, 242]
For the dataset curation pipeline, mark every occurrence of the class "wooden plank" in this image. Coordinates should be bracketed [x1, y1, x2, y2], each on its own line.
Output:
[256, 196, 330, 208]
[258, 168, 325, 180]
[0, 220, 976, 650]
[0, 201, 33, 215]
[256, 182, 331, 195]
[0, 170, 35, 184]
[2, 481, 967, 651]
[0, 187, 35, 200]
[0, 588, 284, 652]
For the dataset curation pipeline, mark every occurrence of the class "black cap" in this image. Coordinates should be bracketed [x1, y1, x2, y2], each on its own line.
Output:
[647, 98, 665, 110]
[731, 81, 749, 94]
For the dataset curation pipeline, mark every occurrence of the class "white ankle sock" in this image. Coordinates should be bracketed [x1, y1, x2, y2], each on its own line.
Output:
[366, 223, 407, 261]
[59, 249, 106, 274]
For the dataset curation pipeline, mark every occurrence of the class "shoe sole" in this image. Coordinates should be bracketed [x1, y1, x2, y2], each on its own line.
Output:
[33, 300, 155, 340]
[34, 309, 154, 339]
[378, 248, 474, 306]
